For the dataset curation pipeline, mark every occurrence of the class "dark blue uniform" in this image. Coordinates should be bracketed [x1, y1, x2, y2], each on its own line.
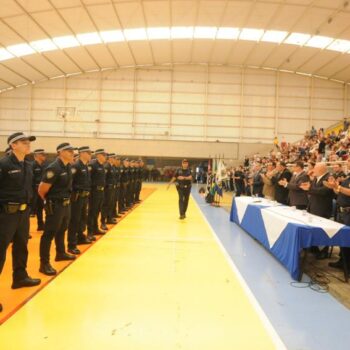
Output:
[39, 158, 73, 266]
[32, 160, 47, 230]
[174, 167, 192, 217]
[129, 165, 136, 206]
[101, 162, 117, 225]
[135, 166, 143, 202]
[0, 153, 33, 283]
[113, 164, 121, 217]
[68, 159, 92, 250]
[120, 165, 129, 212]
[87, 159, 106, 235]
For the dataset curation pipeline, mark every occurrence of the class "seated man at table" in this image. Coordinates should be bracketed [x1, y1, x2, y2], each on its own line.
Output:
[279, 161, 309, 209]
[300, 162, 334, 259]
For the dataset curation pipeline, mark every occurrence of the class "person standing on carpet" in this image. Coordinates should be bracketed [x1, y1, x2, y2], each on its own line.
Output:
[167, 159, 193, 220]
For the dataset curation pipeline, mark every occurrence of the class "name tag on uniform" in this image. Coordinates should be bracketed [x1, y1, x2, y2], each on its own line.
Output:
[60, 172, 67, 176]
[8, 170, 21, 174]
[82, 169, 86, 172]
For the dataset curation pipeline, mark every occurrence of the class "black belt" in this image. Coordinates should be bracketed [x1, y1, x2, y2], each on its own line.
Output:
[74, 190, 90, 198]
[48, 198, 71, 206]
[339, 207, 350, 213]
[1, 203, 27, 214]
[106, 184, 116, 189]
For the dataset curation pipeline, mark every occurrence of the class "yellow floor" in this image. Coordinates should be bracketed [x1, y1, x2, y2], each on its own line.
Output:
[0, 184, 281, 350]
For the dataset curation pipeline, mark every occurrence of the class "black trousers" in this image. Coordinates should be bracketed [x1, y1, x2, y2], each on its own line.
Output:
[296, 204, 308, 210]
[88, 189, 104, 233]
[235, 182, 244, 197]
[32, 188, 44, 228]
[40, 202, 71, 264]
[120, 183, 128, 210]
[113, 186, 120, 217]
[68, 194, 89, 248]
[176, 185, 191, 216]
[126, 182, 133, 207]
[101, 185, 115, 223]
[0, 208, 30, 282]
[135, 180, 142, 201]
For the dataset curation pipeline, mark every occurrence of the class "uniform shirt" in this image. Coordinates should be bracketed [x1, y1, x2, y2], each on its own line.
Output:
[32, 160, 48, 187]
[121, 166, 129, 183]
[89, 159, 106, 187]
[337, 177, 350, 207]
[174, 167, 192, 187]
[0, 153, 33, 204]
[136, 167, 142, 181]
[71, 159, 91, 192]
[130, 167, 135, 182]
[41, 158, 72, 200]
[105, 162, 116, 186]
[114, 166, 121, 186]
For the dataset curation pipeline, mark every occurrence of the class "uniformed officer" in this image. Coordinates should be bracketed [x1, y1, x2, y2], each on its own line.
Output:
[128, 160, 136, 207]
[134, 159, 144, 203]
[113, 156, 122, 219]
[324, 167, 350, 271]
[67, 146, 93, 255]
[4, 147, 11, 156]
[119, 158, 130, 213]
[167, 159, 193, 219]
[0, 132, 41, 312]
[38, 143, 77, 276]
[31, 149, 47, 231]
[101, 153, 117, 230]
[87, 149, 107, 238]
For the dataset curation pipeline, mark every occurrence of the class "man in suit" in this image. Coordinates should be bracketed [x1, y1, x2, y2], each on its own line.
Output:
[279, 161, 309, 209]
[300, 163, 334, 259]
[300, 163, 333, 218]
[271, 161, 292, 205]
[252, 163, 264, 197]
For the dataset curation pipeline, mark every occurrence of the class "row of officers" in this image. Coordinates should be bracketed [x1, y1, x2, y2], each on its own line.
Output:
[0, 132, 144, 312]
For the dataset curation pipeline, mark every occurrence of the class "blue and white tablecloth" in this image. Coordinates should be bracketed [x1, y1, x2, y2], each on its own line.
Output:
[230, 196, 350, 280]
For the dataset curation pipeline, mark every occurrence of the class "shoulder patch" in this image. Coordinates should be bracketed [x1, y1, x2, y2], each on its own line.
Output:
[46, 170, 55, 179]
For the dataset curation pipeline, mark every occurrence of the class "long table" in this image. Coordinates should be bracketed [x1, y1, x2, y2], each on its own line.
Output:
[230, 196, 350, 280]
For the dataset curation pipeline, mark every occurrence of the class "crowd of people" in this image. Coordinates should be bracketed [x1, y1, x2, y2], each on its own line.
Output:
[221, 122, 350, 274]
[0, 132, 145, 313]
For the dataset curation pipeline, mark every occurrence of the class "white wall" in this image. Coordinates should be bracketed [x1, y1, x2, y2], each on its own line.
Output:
[0, 65, 346, 153]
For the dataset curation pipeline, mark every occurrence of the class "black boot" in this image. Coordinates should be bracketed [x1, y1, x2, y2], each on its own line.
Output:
[12, 276, 41, 289]
[55, 253, 76, 261]
[100, 223, 108, 231]
[39, 263, 57, 276]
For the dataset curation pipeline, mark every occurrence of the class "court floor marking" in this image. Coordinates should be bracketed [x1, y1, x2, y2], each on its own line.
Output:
[191, 195, 287, 350]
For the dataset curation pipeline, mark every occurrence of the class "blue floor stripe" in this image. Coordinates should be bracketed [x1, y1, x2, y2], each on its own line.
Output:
[191, 188, 350, 350]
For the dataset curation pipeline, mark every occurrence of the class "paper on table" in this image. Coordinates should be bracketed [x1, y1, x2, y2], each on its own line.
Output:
[234, 197, 273, 224]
